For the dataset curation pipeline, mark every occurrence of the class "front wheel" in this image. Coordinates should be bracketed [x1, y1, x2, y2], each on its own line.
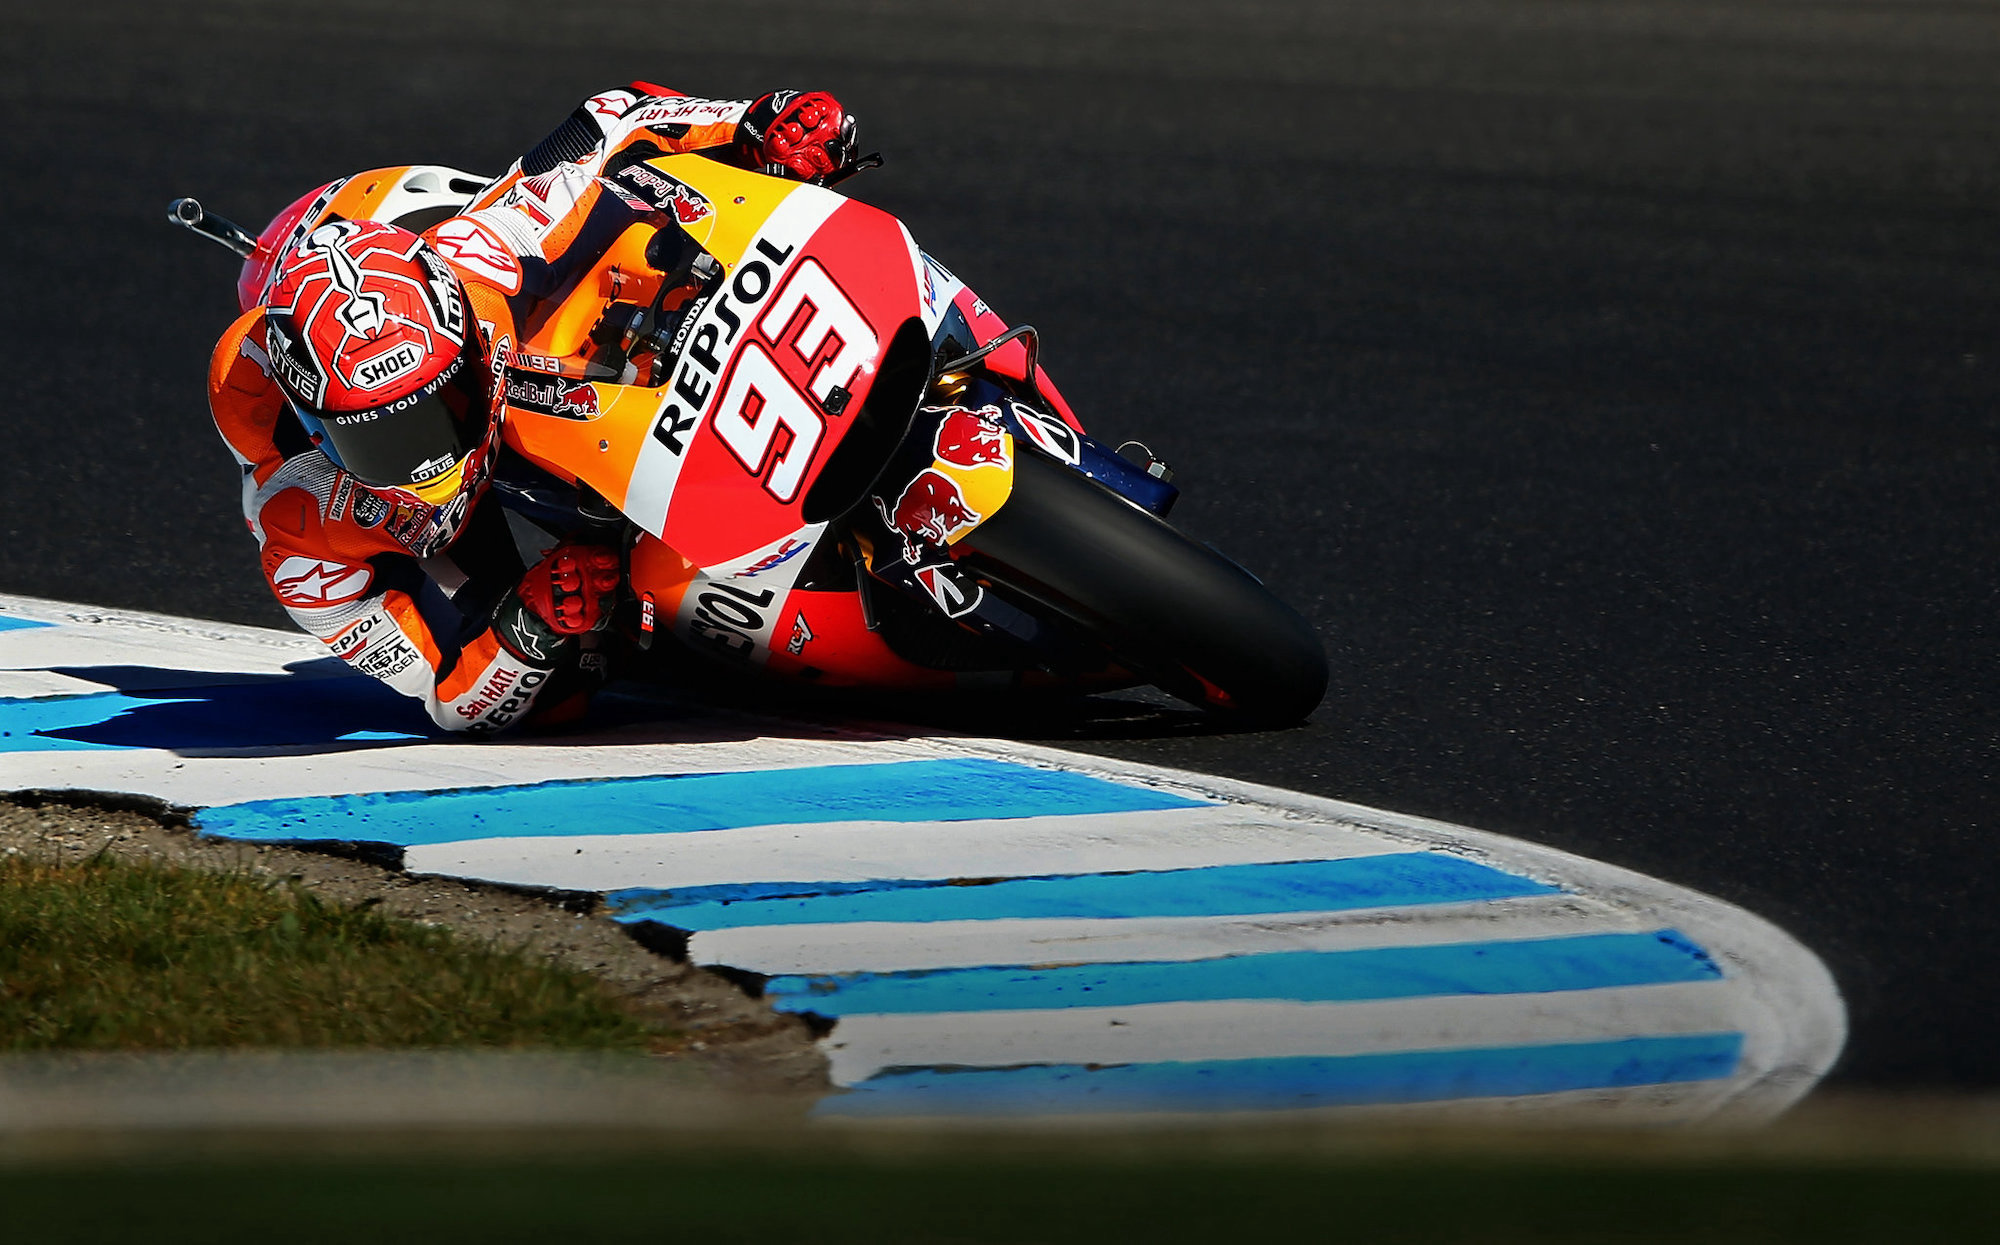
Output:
[959, 452, 1328, 723]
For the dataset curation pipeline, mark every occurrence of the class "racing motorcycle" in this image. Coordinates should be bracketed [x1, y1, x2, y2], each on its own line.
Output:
[169, 156, 1327, 722]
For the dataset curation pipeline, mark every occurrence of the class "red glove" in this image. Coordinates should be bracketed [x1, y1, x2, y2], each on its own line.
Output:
[739, 90, 855, 183]
[517, 541, 622, 635]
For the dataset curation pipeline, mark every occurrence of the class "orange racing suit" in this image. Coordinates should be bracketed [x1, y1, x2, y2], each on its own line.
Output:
[206, 85, 793, 732]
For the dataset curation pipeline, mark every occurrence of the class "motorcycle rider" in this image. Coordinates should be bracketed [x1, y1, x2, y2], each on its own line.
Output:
[206, 86, 859, 731]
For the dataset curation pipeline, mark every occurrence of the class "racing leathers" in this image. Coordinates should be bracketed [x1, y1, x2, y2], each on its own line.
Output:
[205, 84, 849, 732]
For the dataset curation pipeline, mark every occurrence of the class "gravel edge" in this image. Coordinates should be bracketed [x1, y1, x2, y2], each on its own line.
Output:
[0, 795, 829, 1094]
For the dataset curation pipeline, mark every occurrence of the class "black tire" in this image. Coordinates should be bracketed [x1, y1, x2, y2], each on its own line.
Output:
[961, 451, 1328, 722]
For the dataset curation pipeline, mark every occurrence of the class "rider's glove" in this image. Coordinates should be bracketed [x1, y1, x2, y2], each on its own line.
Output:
[519, 541, 622, 635]
[493, 541, 621, 666]
[739, 90, 856, 183]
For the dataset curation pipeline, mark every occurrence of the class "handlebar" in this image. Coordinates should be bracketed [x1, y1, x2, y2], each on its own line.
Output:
[940, 324, 1040, 387]
[167, 197, 259, 258]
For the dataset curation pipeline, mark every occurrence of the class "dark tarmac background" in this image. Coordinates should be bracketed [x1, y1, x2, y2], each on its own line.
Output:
[3, 1, 1994, 1089]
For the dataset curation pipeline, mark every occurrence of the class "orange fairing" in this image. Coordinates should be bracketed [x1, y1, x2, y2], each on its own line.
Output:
[499, 375, 657, 500]
[628, 533, 701, 621]
[530, 221, 661, 360]
[497, 157, 807, 524]
[762, 590, 958, 690]
[499, 156, 924, 574]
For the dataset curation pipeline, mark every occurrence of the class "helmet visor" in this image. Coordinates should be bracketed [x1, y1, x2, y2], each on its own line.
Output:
[300, 352, 488, 493]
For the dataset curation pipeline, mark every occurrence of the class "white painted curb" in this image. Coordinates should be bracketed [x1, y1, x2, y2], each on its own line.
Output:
[0, 592, 1845, 1123]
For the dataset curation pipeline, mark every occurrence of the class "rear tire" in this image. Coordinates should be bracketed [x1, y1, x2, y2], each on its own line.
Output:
[961, 452, 1328, 723]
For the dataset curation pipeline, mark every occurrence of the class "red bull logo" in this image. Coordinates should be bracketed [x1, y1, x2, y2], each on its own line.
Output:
[614, 163, 714, 226]
[667, 186, 709, 225]
[932, 405, 1010, 470]
[873, 470, 982, 563]
[553, 382, 600, 419]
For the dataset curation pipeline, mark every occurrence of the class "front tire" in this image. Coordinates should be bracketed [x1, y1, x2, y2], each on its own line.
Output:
[960, 452, 1328, 722]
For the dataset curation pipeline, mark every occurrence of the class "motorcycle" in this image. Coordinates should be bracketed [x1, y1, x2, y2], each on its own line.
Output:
[169, 155, 1327, 722]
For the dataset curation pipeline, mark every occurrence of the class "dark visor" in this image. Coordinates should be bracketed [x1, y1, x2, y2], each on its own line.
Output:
[308, 352, 486, 490]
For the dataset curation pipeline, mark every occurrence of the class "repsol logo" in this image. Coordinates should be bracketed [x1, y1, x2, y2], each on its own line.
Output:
[330, 614, 378, 657]
[686, 582, 774, 661]
[652, 235, 798, 455]
[457, 667, 547, 720]
[480, 670, 547, 727]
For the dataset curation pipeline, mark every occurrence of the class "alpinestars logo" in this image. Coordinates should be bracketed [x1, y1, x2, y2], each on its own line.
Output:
[431, 218, 523, 294]
[272, 556, 372, 606]
[585, 89, 636, 121]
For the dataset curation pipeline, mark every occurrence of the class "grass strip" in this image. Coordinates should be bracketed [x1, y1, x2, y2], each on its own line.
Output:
[1, 1156, 1994, 1243]
[0, 851, 662, 1050]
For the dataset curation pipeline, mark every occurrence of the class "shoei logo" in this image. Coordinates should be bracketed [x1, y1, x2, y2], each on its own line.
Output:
[272, 556, 373, 606]
[348, 341, 424, 391]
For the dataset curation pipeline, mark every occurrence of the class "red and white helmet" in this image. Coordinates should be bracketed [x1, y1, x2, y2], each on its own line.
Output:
[263, 219, 497, 521]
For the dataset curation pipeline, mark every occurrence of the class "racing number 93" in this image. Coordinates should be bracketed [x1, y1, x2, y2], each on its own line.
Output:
[712, 259, 877, 502]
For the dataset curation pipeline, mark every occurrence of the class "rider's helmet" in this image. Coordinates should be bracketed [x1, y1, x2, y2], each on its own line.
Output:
[263, 219, 497, 541]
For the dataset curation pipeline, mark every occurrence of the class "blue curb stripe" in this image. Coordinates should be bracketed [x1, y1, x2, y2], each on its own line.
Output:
[0, 670, 437, 752]
[611, 853, 1558, 930]
[763, 931, 1721, 1016]
[816, 1033, 1745, 1117]
[197, 758, 1209, 847]
[0, 615, 52, 633]
[0, 691, 199, 751]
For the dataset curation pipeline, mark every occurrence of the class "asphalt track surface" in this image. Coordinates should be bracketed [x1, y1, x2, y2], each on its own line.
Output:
[5, 1, 1995, 1089]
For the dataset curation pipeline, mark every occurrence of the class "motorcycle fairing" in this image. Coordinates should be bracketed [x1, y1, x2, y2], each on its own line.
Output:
[500, 156, 934, 576]
[640, 216, 881, 563]
[259, 158, 1133, 684]
[671, 519, 829, 668]
[900, 232, 967, 343]
[497, 160, 831, 547]
[867, 396, 1017, 567]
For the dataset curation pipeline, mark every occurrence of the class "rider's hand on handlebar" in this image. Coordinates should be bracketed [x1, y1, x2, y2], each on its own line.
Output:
[739, 90, 856, 184]
[517, 541, 622, 636]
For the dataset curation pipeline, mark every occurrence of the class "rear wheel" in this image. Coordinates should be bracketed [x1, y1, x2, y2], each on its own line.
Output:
[960, 452, 1328, 722]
